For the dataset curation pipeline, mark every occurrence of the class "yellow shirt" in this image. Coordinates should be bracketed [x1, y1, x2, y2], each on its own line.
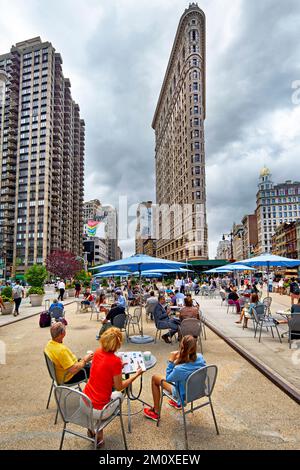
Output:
[44, 340, 77, 384]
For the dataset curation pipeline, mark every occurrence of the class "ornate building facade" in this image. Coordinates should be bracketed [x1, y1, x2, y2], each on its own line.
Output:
[152, 3, 208, 262]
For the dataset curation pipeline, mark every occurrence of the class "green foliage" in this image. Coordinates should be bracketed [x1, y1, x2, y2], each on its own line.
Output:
[1, 286, 13, 300]
[74, 270, 91, 283]
[25, 265, 48, 288]
[27, 286, 45, 296]
[101, 279, 108, 287]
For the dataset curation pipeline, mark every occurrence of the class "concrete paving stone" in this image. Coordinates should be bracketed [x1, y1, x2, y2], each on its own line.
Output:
[0, 300, 299, 450]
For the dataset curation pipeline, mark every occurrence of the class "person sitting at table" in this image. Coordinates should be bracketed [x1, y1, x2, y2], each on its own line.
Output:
[228, 287, 241, 313]
[235, 293, 262, 327]
[81, 292, 95, 310]
[169, 291, 177, 306]
[291, 298, 300, 313]
[96, 291, 126, 339]
[96, 293, 109, 314]
[44, 322, 93, 385]
[179, 297, 200, 321]
[143, 335, 206, 421]
[175, 290, 185, 306]
[153, 296, 180, 344]
[82, 327, 143, 446]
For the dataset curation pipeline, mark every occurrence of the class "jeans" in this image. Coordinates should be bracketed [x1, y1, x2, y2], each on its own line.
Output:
[14, 297, 22, 314]
[58, 289, 65, 301]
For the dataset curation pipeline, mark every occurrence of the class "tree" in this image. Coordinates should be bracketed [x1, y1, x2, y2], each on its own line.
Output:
[46, 251, 82, 280]
[25, 264, 48, 287]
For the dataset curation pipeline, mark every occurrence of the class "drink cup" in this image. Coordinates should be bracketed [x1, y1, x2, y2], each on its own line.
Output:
[143, 351, 151, 362]
[86, 350, 93, 355]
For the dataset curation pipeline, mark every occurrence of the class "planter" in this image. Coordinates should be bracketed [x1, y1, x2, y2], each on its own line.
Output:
[1, 302, 14, 315]
[64, 291, 69, 299]
[67, 289, 75, 298]
[30, 294, 44, 307]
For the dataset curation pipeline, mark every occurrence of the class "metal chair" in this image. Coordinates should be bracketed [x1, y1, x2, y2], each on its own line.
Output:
[54, 386, 127, 450]
[127, 307, 143, 336]
[113, 313, 129, 342]
[198, 309, 207, 340]
[44, 352, 88, 424]
[145, 301, 158, 322]
[252, 306, 282, 343]
[179, 318, 203, 353]
[157, 365, 219, 450]
[226, 300, 238, 314]
[220, 291, 226, 306]
[263, 297, 272, 316]
[287, 314, 300, 349]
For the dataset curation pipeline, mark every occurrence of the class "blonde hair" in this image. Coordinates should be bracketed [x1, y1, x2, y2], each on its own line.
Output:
[100, 327, 122, 353]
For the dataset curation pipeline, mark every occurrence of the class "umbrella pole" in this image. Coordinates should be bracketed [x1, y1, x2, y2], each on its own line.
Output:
[139, 266, 144, 337]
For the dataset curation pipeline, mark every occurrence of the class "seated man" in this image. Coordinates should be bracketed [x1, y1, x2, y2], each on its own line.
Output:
[44, 322, 93, 385]
[96, 291, 126, 339]
[153, 296, 180, 344]
[175, 290, 185, 306]
[49, 298, 65, 322]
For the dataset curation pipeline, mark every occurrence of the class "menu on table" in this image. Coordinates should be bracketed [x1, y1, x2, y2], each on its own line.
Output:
[117, 351, 146, 374]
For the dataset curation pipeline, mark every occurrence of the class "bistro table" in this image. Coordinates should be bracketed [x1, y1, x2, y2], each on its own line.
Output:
[118, 352, 157, 433]
[275, 310, 292, 338]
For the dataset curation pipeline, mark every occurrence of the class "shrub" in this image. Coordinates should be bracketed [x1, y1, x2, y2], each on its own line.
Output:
[27, 286, 45, 296]
[1, 286, 13, 301]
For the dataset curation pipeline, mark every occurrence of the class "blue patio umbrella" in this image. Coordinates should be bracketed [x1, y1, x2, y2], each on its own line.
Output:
[233, 254, 300, 298]
[94, 270, 130, 278]
[217, 264, 256, 272]
[95, 254, 185, 343]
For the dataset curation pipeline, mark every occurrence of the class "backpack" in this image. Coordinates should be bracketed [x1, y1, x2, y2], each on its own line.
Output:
[39, 311, 51, 328]
[12, 286, 22, 299]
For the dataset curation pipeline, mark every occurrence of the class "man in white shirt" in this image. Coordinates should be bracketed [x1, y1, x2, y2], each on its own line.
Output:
[174, 277, 181, 290]
[58, 280, 66, 301]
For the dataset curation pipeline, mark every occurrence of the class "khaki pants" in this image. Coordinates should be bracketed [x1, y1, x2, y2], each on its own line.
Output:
[80, 391, 124, 422]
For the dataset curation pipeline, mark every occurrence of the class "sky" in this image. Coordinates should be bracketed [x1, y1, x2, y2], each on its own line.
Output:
[1, 0, 300, 258]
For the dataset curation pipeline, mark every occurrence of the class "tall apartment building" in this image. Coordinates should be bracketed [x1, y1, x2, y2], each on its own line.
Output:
[272, 222, 298, 259]
[135, 201, 156, 256]
[0, 37, 85, 276]
[256, 167, 300, 253]
[83, 199, 101, 221]
[152, 3, 208, 262]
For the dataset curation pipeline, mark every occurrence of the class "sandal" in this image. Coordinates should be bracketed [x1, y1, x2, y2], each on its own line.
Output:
[87, 429, 95, 439]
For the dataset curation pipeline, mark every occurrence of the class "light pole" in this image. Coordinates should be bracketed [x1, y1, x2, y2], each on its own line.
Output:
[223, 232, 234, 262]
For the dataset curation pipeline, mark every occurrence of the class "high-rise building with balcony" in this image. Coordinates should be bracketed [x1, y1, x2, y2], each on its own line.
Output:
[152, 3, 208, 262]
[0, 37, 85, 276]
[135, 201, 156, 256]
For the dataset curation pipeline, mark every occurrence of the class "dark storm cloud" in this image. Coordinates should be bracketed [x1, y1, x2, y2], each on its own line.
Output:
[205, 0, 300, 255]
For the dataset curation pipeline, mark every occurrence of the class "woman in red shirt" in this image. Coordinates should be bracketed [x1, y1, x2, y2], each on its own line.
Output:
[83, 327, 143, 446]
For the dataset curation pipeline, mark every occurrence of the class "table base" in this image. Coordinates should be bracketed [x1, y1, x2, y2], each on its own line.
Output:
[129, 335, 154, 344]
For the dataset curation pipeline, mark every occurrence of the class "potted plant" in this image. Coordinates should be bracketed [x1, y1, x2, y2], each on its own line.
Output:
[66, 282, 75, 298]
[25, 264, 48, 307]
[1, 286, 14, 315]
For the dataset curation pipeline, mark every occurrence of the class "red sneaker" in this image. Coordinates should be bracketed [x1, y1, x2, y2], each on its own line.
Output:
[143, 407, 159, 422]
[168, 399, 182, 410]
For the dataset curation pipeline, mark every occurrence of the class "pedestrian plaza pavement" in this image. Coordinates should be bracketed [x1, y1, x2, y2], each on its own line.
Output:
[0, 297, 299, 450]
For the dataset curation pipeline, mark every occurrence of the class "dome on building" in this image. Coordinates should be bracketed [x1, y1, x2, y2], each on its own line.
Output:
[260, 166, 271, 177]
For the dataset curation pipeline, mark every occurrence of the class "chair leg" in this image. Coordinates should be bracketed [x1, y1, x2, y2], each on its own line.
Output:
[202, 323, 207, 340]
[275, 325, 282, 344]
[46, 381, 54, 409]
[182, 408, 189, 450]
[270, 326, 274, 338]
[259, 323, 263, 343]
[198, 335, 203, 354]
[54, 407, 59, 425]
[59, 425, 66, 450]
[209, 398, 220, 435]
[119, 411, 128, 450]
[157, 388, 164, 427]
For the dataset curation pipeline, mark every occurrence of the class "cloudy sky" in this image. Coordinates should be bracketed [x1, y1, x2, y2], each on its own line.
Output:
[1, 0, 300, 258]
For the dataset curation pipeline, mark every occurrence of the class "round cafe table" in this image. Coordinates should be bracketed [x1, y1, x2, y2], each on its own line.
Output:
[119, 352, 157, 433]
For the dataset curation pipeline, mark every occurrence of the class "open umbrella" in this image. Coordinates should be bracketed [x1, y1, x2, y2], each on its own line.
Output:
[233, 254, 300, 299]
[96, 254, 185, 343]
[94, 270, 130, 278]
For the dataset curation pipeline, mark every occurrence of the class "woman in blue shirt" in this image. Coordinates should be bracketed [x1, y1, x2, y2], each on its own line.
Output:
[143, 336, 206, 422]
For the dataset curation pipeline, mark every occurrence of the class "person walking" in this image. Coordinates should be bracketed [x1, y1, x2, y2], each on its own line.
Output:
[75, 281, 81, 298]
[12, 280, 24, 317]
[58, 279, 66, 301]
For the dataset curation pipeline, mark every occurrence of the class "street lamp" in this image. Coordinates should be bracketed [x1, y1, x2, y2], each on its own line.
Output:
[222, 232, 234, 262]
[76, 252, 89, 272]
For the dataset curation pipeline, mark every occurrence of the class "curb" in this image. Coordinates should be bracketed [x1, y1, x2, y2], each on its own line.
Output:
[0, 300, 77, 328]
[204, 318, 300, 405]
